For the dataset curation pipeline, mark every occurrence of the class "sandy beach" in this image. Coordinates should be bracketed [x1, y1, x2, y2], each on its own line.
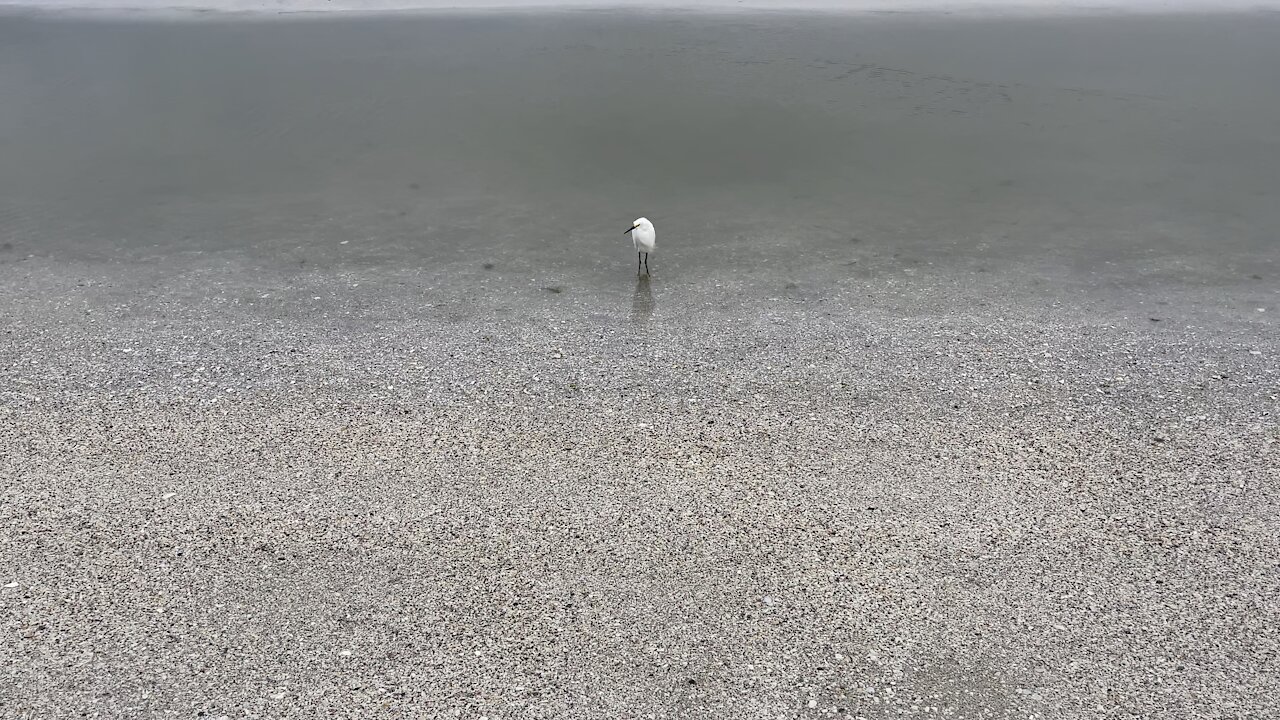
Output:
[1, 6, 1277, 718]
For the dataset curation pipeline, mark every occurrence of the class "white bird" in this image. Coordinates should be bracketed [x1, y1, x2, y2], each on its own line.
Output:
[625, 217, 656, 276]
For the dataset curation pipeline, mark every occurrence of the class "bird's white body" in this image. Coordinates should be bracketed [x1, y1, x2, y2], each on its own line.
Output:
[630, 217, 656, 254]
[624, 217, 656, 276]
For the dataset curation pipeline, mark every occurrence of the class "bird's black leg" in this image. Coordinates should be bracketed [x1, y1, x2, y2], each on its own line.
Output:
[644, 253, 650, 275]
[637, 253, 642, 276]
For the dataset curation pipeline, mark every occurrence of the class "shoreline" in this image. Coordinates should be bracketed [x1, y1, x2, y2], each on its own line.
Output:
[2, 9, 1276, 716]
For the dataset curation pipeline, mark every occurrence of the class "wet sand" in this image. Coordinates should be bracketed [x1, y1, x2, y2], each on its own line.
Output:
[1, 8, 1278, 718]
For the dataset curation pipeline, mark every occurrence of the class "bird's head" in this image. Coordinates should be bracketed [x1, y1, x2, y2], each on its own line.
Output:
[624, 217, 653, 234]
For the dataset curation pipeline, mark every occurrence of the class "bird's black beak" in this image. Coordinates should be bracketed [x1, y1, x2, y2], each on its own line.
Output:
[623, 226, 635, 235]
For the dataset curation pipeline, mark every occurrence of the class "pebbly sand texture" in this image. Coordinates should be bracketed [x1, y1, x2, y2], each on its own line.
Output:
[2, 8, 1279, 719]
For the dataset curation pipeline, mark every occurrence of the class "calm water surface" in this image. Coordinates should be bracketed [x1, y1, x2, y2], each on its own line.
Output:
[1, 10, 1277, 305]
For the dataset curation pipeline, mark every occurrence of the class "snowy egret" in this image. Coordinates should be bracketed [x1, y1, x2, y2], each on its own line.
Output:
[624, 217, 656, 276]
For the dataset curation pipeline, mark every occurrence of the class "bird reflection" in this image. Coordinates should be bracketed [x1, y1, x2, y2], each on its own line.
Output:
[631, 275, 655, 324]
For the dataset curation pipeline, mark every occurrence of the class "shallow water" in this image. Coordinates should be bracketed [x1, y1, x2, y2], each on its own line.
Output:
[1, 10, 1277, 309]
